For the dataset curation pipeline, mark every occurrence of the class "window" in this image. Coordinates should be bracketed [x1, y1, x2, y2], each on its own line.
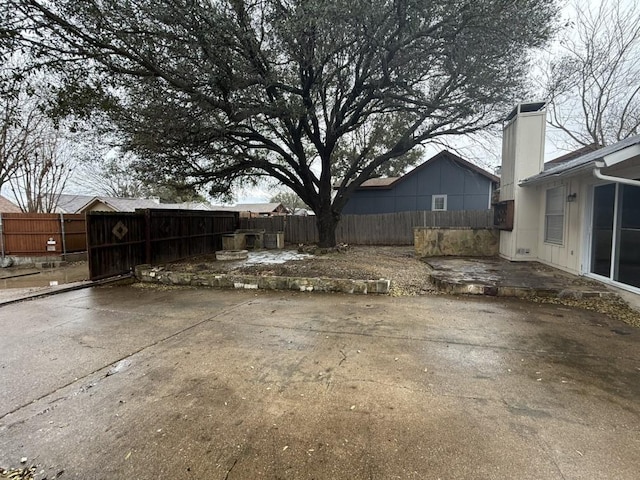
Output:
[545, 186, 565, 244]
[432, 194, 447, 211]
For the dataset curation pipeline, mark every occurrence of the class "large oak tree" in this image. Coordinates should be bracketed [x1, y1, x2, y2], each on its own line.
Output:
[8, 0, 557, 246]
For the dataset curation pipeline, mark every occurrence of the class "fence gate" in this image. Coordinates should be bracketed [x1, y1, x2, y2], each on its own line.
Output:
[87, 209, 238, 280]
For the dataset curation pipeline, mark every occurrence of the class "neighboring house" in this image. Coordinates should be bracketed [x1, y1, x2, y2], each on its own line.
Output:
[214, 203, 289, 218]
[497, 101, 640, 293]
[0, 195, 21, 213]
[56, 194, 214, 214]
[341, 150, 499, 214]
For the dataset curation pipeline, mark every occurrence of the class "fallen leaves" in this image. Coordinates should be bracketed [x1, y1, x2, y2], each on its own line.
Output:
[0, 467, 35, 480]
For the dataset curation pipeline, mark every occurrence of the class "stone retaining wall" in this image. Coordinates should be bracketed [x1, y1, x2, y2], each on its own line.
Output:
[414, 227, 499, 257]
[135, 265, 390, 295]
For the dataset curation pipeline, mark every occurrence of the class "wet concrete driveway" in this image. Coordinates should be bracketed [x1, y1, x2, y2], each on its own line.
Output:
[1, 286, 639, 479]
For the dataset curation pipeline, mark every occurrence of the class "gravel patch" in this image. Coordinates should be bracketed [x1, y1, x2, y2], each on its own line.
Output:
[527, 294, 640, 328]
[169, 246, 437, 297]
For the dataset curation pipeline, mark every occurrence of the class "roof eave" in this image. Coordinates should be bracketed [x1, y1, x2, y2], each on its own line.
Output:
[520, 140, 640, 186]
[355, 185, 395, 190]
[602, 144, 640, 167]
[519, 161, 597, 186]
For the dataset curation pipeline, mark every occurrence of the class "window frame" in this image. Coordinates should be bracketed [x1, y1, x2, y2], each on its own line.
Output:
[432, 194, 447, 211]
[544, 186, 565, 245]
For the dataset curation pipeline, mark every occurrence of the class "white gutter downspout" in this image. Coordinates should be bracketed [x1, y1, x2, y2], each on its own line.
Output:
[593, 161, 640, 187]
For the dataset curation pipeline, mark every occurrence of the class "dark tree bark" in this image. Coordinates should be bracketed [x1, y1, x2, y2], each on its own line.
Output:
[316, 209, 340, 249]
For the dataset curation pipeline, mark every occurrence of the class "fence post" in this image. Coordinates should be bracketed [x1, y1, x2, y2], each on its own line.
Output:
[145, 209, 152, 264]
[0, 213, 4, 258]
[59, 213, 67, 258]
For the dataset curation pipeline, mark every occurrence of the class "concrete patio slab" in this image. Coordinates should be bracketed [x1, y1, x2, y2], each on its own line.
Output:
[1, 286, 639, 479]
[425, 257, 619, 299]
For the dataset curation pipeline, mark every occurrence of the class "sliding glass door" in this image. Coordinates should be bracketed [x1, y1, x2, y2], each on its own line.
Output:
[591, 184, 615, 277]
[618, 185, 640, 287]
[591, 183, 640, 289]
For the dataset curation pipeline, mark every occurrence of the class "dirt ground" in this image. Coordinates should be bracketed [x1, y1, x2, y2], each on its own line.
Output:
[170, 246, 436, 297]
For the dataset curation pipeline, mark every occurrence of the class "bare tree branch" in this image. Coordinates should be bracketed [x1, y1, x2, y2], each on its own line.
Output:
[545, 0, 640, 147]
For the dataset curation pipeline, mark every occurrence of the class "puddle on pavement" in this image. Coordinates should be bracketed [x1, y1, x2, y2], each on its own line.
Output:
[241, 250, 311, 266]
[0, 263, 90, 289]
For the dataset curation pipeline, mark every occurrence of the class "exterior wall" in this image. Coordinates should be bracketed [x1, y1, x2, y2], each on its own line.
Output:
[533, 162, 640, 278]
[532, 176, 585, 276]
[499, 107, 547, 261]
[343, 155, 493, 214]
[86, 201, 116, 213]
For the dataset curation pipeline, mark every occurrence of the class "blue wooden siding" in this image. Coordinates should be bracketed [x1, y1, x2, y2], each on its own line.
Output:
[342, 155, 493, 214]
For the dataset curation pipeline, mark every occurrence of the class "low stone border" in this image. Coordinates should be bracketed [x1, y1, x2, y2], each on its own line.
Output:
[135, 265, 390, 295]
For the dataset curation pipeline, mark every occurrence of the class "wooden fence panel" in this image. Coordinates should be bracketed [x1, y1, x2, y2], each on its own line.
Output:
[286, 216, 319, 244]
[240, 210, 494, 245]
[0, 213, 87, 256]
[87, 209, 239, 280]
[87, 212, 146, 280]
[1, 213, 60, 256]
[240, 216, 286, 232]
[148, 210, 238, 265]
[60, 214, 87, 252]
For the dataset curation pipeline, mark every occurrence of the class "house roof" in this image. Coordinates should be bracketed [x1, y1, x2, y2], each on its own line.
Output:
[359, 177, 401, 188]
[88, 197, 163, 212]
[56, 194, 97, 213]
[56, 194, 163, 213]
[57, 194, 214, 213]
[230, 203, 287, 213]
[349, 150, 499, 190]
[544, 144, 601, 169]
[0, 195, 21, 213]
[154, 201, 214, 210]
[521, 134, 640, 185]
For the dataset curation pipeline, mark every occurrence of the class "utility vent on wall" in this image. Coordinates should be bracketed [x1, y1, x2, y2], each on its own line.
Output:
[516, 248, 531, 255]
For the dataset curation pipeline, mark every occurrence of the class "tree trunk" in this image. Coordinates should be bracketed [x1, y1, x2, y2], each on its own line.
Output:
[316, 209, 339, 248]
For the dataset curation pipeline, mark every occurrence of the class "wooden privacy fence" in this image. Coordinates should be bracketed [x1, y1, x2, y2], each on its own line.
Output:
[240, 209, 495, 245]
[0, 213, 86, 256]
[87, 209, 239, 280]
